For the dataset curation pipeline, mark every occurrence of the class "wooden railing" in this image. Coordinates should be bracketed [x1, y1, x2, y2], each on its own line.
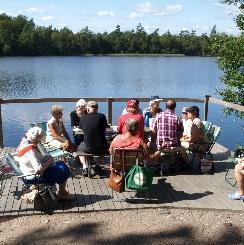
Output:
[0, 95, 243, 147]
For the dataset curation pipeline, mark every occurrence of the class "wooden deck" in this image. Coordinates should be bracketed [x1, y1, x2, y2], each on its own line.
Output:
[0, 144, 243, 217]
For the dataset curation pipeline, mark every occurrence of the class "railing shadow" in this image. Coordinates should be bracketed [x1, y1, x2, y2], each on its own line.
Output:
[126, 178, 213, 204]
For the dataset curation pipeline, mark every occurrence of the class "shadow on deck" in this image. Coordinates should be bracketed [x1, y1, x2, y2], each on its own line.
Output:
[0, 143, 243, 217]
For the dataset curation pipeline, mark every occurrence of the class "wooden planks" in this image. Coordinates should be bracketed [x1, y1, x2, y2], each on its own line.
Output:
[1, 146, 244, 217]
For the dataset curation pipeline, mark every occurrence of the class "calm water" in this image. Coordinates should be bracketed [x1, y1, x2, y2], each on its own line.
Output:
[0, 56, 243, 149]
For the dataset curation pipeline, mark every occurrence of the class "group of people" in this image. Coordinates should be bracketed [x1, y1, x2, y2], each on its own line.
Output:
[16, 95, 215, 201]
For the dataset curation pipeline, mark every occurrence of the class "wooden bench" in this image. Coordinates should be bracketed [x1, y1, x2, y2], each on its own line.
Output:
[74, 151, 109, 178]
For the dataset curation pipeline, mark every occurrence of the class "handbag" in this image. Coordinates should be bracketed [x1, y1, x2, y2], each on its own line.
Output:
[200, 153, 214, 174]
[126, 160, 154, 192]
[107, 150, 125, 193]
[34, 186, 57, 214]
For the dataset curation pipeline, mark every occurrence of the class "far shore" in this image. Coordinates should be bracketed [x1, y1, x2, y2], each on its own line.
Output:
[0, 54, 217, 58]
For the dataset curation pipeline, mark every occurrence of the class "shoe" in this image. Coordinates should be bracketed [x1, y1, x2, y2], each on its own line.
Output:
[93, 165, 104, 175]
[57, 193, 76, 200]
[82, 168, 88, 177]
[228, 192, 244, 200]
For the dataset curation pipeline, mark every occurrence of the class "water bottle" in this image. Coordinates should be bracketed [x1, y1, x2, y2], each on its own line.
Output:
[144, 112, 150, 127]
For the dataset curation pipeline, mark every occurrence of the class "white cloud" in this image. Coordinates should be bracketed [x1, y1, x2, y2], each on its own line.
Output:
[128, 11, 143, 19]
[42, 16, 55, 21]
[154, 4, 183, 16]
[97, 10, 114, 17]
[0, 9, 17, 16]
[225, 28, 234, 33]
[135, 1, 157, 14]
[26, 7, 44, 13]
[129, 2, 183, 18]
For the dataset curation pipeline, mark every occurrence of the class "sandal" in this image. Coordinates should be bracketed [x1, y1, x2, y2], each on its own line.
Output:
[228, 192, 244, 200]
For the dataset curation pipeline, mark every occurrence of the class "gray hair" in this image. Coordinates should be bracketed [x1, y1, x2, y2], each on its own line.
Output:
[51, 105, 63, 115]
[125, 119, 139, 135]
[76, 99, 86, 108]
[26, 127, 44, 141]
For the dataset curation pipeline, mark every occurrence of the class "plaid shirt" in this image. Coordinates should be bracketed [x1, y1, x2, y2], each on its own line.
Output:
[152, 109, 183, 149]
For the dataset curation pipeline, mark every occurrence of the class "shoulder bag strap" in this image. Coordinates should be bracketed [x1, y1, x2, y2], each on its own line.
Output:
[122, 149, 125, 174]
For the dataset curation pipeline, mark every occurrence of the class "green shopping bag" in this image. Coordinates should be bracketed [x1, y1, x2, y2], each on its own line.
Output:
[126, 163, 154, 192]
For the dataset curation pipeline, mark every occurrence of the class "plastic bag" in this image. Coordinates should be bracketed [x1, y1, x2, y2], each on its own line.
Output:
[126, 164, 153, 192]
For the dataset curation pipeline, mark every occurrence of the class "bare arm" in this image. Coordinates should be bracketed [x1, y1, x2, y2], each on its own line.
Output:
[62, 123, 71, 142]
[140, 139, 163, 160]
[48, 122, 68, 142]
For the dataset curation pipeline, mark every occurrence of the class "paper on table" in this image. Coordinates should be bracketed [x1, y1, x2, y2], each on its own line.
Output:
[110, 126, 118, 132]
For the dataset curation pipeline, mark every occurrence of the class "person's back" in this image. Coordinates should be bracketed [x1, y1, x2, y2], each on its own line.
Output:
[110, 134, 142, 151]
[79, 101, 109, 154]
[80, 112, 108, 148]
[152, 100, 183, 149]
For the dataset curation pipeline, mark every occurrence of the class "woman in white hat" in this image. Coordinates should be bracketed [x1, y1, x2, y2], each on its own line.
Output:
[18, 127, 73, 200]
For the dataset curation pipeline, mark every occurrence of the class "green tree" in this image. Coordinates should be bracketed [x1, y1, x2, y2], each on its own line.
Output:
[211, 0, 244, 117]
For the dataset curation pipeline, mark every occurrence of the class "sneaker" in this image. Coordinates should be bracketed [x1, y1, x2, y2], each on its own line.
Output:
[228, 192, 244, 200]
[82, 168, 88, 177]
[93, 165, 104, 175]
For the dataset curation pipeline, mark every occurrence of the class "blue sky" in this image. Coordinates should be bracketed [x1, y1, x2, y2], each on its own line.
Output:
[0, 0, 240, 35]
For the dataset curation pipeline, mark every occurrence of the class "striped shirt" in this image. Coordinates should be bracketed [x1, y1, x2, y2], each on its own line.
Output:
[152, 109, 183, 149]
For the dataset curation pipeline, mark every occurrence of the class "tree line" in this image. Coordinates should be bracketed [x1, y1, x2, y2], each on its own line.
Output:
[0, 13, 216, 56]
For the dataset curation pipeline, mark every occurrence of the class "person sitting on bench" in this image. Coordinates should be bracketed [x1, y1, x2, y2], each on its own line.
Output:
[18, 127, 73, 200]
[110, 118, 164, 161]
[77, 101, 109, 176]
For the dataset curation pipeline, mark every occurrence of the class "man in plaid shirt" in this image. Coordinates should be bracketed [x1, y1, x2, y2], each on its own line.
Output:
[152, 99, 183, 149]
[151, 99, 190, 166]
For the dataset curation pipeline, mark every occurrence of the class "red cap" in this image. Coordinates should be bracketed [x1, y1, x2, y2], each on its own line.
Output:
[126, 100, 137, 109]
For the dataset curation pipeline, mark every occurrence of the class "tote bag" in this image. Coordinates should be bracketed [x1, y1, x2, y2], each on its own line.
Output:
[126, 162, 153, 192]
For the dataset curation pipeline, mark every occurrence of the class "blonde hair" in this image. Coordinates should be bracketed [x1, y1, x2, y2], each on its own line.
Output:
[51, 105, 63, 115]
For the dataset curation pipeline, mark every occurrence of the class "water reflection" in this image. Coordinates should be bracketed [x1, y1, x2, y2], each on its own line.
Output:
[0, 56, 242, 149]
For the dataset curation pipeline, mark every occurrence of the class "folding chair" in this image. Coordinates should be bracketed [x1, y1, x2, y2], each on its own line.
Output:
[4, 153, 46, 187]
[37, 143, 67, 159]
[188, 124, 221, 166]
[202, 120, 212, 132]
[111, 148, 146, 173]
[4, 153, 58, 213]
[0, 156, 15, 196]
[206, 125, 221, 154]
[225, 147, 244, 187]
[109, 148, 146, 197]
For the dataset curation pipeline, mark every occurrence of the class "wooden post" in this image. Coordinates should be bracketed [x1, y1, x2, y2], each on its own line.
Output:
[204, 95, 211, 121]
[0, 99, 3, 148]
[107, 97, 113, 125]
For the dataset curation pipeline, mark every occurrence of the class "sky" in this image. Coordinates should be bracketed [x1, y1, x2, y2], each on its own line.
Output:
[0, 0, 241, 35]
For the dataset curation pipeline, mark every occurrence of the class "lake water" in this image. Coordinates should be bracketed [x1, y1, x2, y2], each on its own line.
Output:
[0, 56, 243, 150]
